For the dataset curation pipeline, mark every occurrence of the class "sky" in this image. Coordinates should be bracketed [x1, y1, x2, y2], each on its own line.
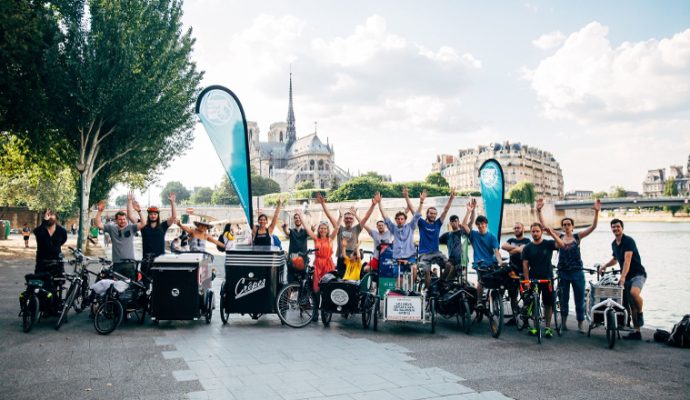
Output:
[127, 0, 690, 204]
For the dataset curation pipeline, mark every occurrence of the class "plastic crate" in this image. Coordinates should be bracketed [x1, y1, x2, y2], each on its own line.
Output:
[592, 284, 623, 303]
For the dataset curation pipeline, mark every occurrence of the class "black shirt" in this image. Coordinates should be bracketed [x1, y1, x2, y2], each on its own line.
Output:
[253, 228, 272, 246]
[612, 234, 647, 278]
[140, 220, 170, 257]
[507, 237, 531, 270]
[288, 228, 309, 255]
[522, 239, 557, 280]
[33, 221, 67, 262]
[439, 230, 465, 263]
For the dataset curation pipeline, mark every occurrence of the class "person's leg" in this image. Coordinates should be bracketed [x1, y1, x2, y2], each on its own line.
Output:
[559, 273, 572, 329]
[572, 270, 587, 332]
[629, 286, 644, 330]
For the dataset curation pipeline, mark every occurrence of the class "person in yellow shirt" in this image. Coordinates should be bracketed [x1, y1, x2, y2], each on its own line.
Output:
[341, 238, 363, 281]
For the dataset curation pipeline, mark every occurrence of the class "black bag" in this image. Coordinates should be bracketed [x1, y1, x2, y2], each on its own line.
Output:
[653, 329, 670, 343]
[668, 314, 690, 348]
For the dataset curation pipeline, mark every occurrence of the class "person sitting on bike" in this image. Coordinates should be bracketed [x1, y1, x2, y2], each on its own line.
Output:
[460, 198, 502, 309]
[341, 239, 364, 280]
[599, 218, 647, 340]
[501, 221, 530, 326]
[522, 222, 565, 338]
[94, 200, 139, 280]
[252, 200, 283, 246]
[128, 192, 177, 259]
[316, 192, 377, 278]
[439, 213, 473, 281]
[379, 189, 424, 289]
[360, 218, 393, 272]
[417, 189, 456, 290]
[33, 209, 67, 275]
[302, 211, 343, 293]
[537, 197, 601, 333]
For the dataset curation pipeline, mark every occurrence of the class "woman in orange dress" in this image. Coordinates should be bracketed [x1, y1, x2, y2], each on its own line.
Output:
[301, 209, 342, 293]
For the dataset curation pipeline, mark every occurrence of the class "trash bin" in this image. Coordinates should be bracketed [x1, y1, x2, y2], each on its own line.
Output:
[0, 220, 9, 240]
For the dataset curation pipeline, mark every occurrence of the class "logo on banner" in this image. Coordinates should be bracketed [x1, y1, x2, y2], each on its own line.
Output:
[235, 278, 266, 300]
[480, 165, 499, 188]
[201, 91, 235, 125]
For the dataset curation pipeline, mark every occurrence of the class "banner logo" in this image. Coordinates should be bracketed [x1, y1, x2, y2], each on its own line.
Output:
[200, 91, 235, 125]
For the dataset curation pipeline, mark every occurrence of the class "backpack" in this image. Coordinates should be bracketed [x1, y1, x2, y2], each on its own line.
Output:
[668, 314, 690, 348]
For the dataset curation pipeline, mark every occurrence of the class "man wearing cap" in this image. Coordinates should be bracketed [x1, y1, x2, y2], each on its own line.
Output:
[94, 196, 139, 280]
[129, 192, 177, 259]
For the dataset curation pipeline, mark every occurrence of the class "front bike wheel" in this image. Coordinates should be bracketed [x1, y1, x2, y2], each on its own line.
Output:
[22, 294, 39, 333]
[94, 299, 123, 335]
[219, 281, 230, 325]
[488, 289, 504, 338]
[56, 280, 80, 330]
[534, 293, 543, 344]
[275, 283, 317, 328]
[361, 295, 373, 329]
[73, 274, 90, 313]
[553, 288, 562, 336]
[430, 298, 437, 334]
[606, 309, 617, 349]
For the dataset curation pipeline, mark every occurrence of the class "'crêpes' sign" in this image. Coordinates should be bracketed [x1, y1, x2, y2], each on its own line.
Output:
[385, 296, 424, 321]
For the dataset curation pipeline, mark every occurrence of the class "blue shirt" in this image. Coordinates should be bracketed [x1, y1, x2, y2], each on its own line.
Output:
[417, 218, 443, 255]
[384, 212, 421, 259]
[469, 230, 499, 268]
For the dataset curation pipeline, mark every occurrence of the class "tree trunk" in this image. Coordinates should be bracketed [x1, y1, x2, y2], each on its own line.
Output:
[78, 172, 92, 253]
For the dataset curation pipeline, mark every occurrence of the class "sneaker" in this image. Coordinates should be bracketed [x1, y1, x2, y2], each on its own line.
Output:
[505, 318, 517, 326]
[623, 331, 642, 341]
[544, 328, 553, 338]
[528, 328, 537, 336]
[637, 313, 644, 327]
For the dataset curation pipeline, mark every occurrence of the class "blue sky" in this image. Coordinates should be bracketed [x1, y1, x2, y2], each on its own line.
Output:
[136, 0, 690, 203]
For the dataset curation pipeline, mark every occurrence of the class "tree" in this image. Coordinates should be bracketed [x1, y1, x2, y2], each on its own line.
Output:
[507, 181, 535, 204]
[212, 177, 239, 205]
[592, 191, 608, 199]
[114, 194, 128, 207]
[296, 180, 315, 190]
[251, 174, 281, 196]
[5, 1, 203, 250]
[425, 172, 449, 188]
[610, 186, 627, 198]
[663, 178, 680, 215]
[191, 187, 213, 204]
[328, 177, 397, 202]
[361, 171, 388, 181]
[161, 181, 190, 205]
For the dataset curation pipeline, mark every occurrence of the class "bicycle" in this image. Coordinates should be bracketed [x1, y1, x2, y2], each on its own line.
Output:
[584, 267, 630, 349]
[519, 278, 554, 344]
[275, 249, 319, 328]
[474, 261, 507, 338]
[551, 271, 563, 336]
[18, 259, 67, 333]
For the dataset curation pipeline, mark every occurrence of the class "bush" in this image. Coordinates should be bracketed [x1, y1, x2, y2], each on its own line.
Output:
[263, 189, 329, 206]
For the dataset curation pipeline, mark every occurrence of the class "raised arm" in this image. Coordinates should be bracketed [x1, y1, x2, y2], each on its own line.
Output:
[94, 201, 106, 230]
[377, 192, 389, 221]
[205, 233, 225, 248]
[131, 200, 146, 230]
[177, 220, 194, 235]
[167, 192, 177, 225]
[460, 198, 476, 235]
[402, 187, 415, 214]
[439, 189, 456, 222]
[544, 225, 565, 248]
[126, 192, 140, 225]
[535, 198, 547, 228]
[359, 192, 380, 228]
[577, 199, 600, 240]
[316, 192, 337, 227]
[302, 218, 319, 241]
[268, 199, 282, 234]
[330, 212, 344, 240]
[416, 189, 427, 215]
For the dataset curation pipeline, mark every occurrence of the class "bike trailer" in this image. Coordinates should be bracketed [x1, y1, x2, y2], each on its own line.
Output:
[150, 253, 212, 321]
[223, 245, 284, 315]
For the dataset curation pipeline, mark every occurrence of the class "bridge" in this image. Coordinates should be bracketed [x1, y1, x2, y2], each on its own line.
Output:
[555, 197, 690, 210]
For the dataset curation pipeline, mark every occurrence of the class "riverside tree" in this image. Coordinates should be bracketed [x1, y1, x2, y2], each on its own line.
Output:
[2, 0, 203, 250]
[507, 181, 535, 204]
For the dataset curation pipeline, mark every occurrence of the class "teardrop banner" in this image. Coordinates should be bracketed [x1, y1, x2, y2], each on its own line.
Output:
[196, 86, 253, 226]
[478, 159, 505, 241]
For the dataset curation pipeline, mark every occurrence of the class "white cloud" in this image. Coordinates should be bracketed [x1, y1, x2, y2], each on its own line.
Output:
[532, 31, 565, 50]
[526, 22, 690, 122]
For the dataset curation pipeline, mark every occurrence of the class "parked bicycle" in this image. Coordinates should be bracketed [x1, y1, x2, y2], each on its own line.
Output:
[518, 278, 554, 344]
[584, 266, 630, 349]
[474, 260, 509, 338]
[275, 249, 319, 328]
[19, 260, 67, 333]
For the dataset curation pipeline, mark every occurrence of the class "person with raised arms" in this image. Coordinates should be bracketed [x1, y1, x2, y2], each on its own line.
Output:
[501, 221, 530, 325]
[94, 199, 138, 279]
[128, 192, 177, 258]
[251, 200, 283, 246]
[417, 189, 456, 289]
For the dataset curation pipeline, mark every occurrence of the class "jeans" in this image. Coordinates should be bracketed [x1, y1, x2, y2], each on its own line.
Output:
[558, 269, 586, 322]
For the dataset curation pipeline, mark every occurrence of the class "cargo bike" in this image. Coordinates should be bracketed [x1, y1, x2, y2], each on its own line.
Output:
[584, 267, 631, 349]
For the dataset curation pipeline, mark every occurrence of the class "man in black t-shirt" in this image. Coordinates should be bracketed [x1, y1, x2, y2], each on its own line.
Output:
[129, 192, 177, 260]
[501, 222, 531, 325]
[439, 214, 470, 281]
[282, 210, 311, 282]
[33, 209, 68, 274]
[599, 219, 647, 340]
[522, 222, 564, 338]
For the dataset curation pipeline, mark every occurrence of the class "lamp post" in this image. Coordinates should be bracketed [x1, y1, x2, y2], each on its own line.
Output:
[75, 162, 86, 251]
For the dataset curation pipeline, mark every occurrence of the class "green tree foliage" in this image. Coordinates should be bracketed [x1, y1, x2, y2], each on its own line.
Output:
[389, 182, 450, 197]
[211, 177, 239, 205]
[361, 171, 388, 181]
[592, 191, 608, 199]
[114, 194, 128, 207]
[663, 178, 680, 215]
[425, 172, 449, 188]
[295, 180, 315, 190]
[263, 189, 328, 206]
[610, 186, 627, 198]
[161, 181, 190, 204]
[328, 177, 397, 202]
[252, 174, 281, 196]
[3, 0, 203, 249]
[191, 187, 213, 204]
[507, 181, 535, 204]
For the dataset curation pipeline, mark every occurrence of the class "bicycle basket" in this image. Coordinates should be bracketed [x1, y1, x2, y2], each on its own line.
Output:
[477, 266, 512, 289]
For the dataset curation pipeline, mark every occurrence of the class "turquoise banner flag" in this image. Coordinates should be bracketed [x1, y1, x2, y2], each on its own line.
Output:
[196, 86, 253, 226]
[478, 159, 505, 241]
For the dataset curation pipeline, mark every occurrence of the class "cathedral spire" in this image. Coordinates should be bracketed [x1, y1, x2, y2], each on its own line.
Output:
[286, 71, 297, 145]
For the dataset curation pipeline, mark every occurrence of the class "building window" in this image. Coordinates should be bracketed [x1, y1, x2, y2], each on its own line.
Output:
[310, 160, 315, 170]
[318, 160, 324, 171]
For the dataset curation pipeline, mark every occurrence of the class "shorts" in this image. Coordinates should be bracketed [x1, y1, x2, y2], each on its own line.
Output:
[539, 282, 554, 306]
[397, 257, 416, 273]
[625, 275, 646, 291]
[418, 251, 447, 273]
[23, 236, 30, 242]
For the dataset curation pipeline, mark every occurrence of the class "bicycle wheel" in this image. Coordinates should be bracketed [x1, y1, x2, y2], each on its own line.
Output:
[275, 283, 317, 328]
[461, 297, 472, 335]
[373, 297, 380, 331]
[606, 309, 617, 349]
[553, 288, 562, 336]
[73, 273, 90, 313]
[361, 295, 373, 329]
[56, 280, 80, 330]
[488, 289, 504, 338]
[534, 292, 543, 344]
[22, 294, 39, 333]
[205, 291, 213, 324]
[430, 298, 437, 334]
[219, 281, 230, 325]
[94, 299, 123, 335]
[515, 295, 527, 331]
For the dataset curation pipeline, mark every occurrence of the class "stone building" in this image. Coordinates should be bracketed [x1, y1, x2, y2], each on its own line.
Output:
[432, 142, 564, 199]
[643, 155, 690, 196]
[248, 75, 351, 191]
